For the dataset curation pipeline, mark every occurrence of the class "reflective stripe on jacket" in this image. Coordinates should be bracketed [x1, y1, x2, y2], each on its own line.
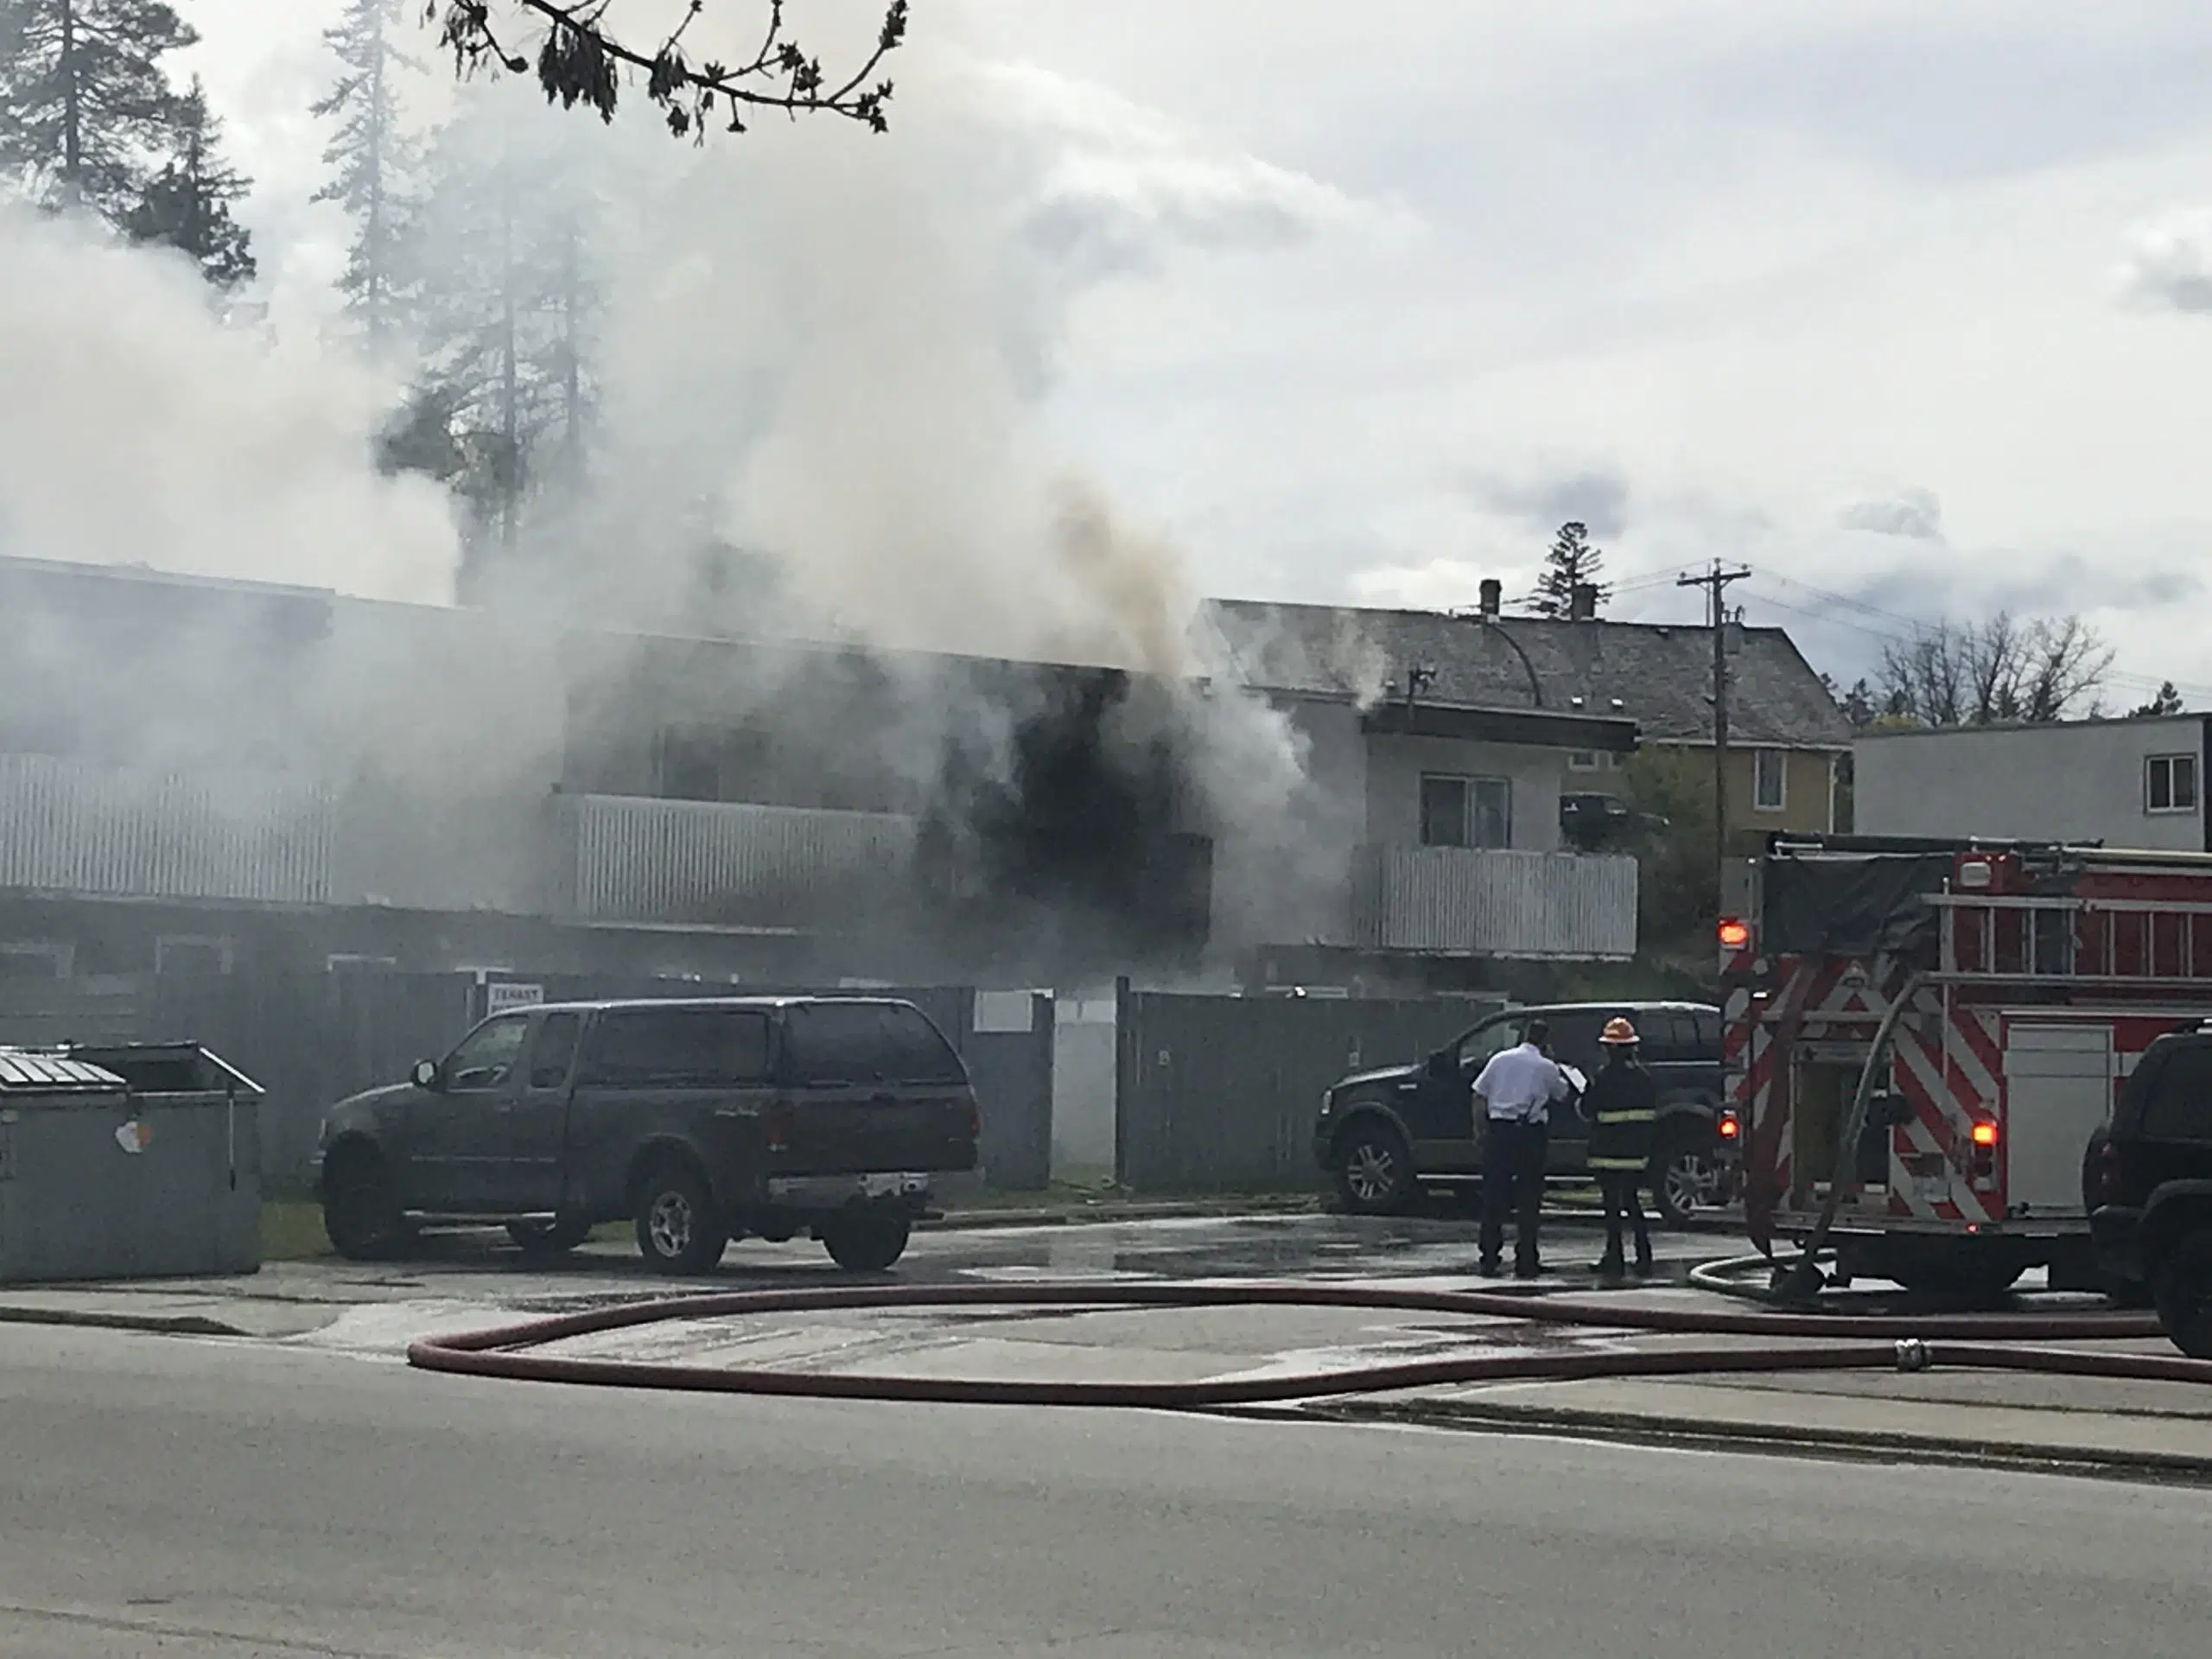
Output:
[1581, 1058, 1658, 1172]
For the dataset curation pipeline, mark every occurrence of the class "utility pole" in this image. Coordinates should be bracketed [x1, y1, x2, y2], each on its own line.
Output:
[1678, 559, 1753, 912]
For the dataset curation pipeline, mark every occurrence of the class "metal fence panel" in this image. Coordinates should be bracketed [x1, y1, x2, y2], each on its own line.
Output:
[1356, 846, 1637, 959]
[0, 753, 333, 905]
[562, 794, 916, 925]
[1115, 990, 1504, 1192]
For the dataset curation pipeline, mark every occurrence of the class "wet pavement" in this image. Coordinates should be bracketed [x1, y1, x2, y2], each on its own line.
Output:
[4, 1210, 2209, 1478]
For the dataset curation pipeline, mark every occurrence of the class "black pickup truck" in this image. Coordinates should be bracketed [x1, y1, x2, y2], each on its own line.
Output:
[314, 996, 979, 1274]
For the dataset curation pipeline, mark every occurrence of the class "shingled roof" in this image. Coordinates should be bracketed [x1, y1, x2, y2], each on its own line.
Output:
[1206, 599, 1853, 750]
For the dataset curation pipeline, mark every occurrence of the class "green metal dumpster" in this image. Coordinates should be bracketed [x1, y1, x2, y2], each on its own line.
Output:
[0, 1044, 263, 1283]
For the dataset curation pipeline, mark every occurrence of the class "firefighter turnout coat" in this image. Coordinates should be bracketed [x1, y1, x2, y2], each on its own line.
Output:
[1582, 1058, 1659, 1172]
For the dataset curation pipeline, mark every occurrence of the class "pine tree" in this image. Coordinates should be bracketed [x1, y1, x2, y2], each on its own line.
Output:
[2132, 680, 2185, 718]
[1524, 521, 1611, 619]
[122, 76, 255, 290]
[0, 0, 197, 223]
[312, 0, 419, 350]
[410, 89, 605, 582]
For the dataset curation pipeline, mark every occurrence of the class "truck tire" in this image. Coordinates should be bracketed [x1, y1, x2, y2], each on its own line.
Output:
[2152, 1228, 2212, 1360]
[1332, 1122, 1414, 1215]
[1650, 1129, 1722, 1228]
[634, 1161, 728, 1275]
[508, 1215, 593, 1256]
[821, 1208, 912, 1273]
[322, 1144, 404, 1262]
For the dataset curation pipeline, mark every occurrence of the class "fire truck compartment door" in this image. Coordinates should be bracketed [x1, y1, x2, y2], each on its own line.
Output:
[2003, 1024, 2113, 1214]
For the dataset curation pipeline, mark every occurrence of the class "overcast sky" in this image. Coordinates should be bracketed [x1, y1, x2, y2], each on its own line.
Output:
[180, 0, 2212, 703]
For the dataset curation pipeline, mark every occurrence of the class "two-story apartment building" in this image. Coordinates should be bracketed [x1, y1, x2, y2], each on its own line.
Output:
[1854, 713, 2211, 848]
[1210, 594, 1853, 854]
[0, 556, 1645, 991]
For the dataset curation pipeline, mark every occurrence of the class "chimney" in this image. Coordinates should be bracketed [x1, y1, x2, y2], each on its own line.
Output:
[1478, 578, 1502, 619]
[1569, 582, 1598, 623]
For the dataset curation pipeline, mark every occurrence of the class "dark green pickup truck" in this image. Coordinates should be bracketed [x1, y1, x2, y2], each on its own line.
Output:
[314, 996, 980, 1274]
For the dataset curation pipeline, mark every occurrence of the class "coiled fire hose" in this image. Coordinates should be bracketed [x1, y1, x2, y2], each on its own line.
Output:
[408, 1278, 2212, 1408]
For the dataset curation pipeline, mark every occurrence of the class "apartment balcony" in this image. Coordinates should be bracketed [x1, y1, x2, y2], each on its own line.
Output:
[0, 753, 334, 906]
[554, 792, 918, 929]
[1351, 844, 1638, 961]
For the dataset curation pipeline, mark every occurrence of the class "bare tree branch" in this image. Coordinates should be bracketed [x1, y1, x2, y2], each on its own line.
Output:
[1877, 611, 2113, 728]
[423, 0, 906, 138]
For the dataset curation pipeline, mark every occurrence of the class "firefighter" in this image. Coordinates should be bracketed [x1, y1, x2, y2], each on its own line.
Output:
[1472, 1016, 1573, 1278]
[1582, 1016, 1658, 1281]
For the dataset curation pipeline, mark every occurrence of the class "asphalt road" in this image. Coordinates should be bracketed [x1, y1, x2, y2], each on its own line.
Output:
[3, 1325, 2210, 1657]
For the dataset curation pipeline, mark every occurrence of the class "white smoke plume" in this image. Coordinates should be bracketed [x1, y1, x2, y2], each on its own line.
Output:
[0, 200, 459, 601]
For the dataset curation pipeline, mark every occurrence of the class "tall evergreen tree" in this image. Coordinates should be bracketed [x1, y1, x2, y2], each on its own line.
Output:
[122, 75, 254, 290]
[410, 90, 604, 583]
[0, 0, 197, 222]
[312, 0, 418, 350]
[1524, 521, 1611, 619]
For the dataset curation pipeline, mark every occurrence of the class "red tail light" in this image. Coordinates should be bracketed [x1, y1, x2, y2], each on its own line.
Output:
[1717, 1110, 1741, 1141]
[1718, 918, 1751, 950]
[1970, 1120, 1999, 1148]
[766, 1103, 795, 1153]
[967, 1103, 982, 1141]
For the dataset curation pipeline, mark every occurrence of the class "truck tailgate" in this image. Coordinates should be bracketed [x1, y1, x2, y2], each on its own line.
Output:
[772, 1084, 978, 1175]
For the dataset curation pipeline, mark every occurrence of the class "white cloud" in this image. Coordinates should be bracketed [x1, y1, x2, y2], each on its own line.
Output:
[2116, 206, 2212, 313]
[1839, 486, 1944, 540]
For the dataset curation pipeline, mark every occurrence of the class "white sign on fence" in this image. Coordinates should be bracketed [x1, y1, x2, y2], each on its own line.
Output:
[485, 982, 545, 1017]
[973, 990, 1038, 1034]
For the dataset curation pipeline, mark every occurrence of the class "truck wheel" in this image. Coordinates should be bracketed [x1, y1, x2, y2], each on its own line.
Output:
[822, 1209, 912, 1273]
[322, 1145, 404, 1262]
[1651, 1133, 1722, 1228]
[508, 1216, 593, 1256]
[2152, 1229, 2212, 1360]
[1332, 1123, 1413, 1215]
[634, 1162, 728, 1275]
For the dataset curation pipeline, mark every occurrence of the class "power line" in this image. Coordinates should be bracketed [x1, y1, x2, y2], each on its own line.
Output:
[1739, 573, 2212, 703]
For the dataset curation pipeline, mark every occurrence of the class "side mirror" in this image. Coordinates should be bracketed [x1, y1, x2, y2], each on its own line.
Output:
[410, 1058, 441, 1090]
[1424, 1049, 1452, 1078]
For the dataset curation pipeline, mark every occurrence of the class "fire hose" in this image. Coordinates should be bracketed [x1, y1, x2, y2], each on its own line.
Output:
[407, 1277, 2212, 1408]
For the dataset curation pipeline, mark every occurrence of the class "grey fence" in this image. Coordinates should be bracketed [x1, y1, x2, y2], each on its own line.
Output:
[1115, 989, 1505, 1192]
[0, 971, 1053, 1194]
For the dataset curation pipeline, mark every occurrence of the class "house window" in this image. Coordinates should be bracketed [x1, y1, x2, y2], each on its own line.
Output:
[1420, 774, 1512, 849]
[1753, 748, 1787, 813]
[1567, 750, 1599, 772]
[2147, 753, 2199, 815]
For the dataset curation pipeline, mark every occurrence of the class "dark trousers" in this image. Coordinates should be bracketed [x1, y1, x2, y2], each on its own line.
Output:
[1597, 1170, 1652, 1269]
[1480, 1117, 1549, 1271]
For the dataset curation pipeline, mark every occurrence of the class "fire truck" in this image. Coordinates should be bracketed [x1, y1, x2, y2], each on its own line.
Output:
[1723, 835, 2212, 1296]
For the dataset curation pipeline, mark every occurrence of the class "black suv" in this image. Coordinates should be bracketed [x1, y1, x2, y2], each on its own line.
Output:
[2087, 1027, 2212, 1357]
[1313, 1001, 1735, 1225]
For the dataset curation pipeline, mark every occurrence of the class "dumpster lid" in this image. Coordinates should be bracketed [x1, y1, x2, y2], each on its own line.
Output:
[61, 1042, 264, 1096]
[0, 1049, 128, 1093]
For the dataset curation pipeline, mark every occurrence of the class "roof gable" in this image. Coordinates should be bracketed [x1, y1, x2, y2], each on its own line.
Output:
[1205, 599, 1851, 749]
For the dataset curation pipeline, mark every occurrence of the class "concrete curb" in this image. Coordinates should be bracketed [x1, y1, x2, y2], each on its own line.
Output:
[0, 1304, 250, 1339]
[1298, 1395, 2212, 1484]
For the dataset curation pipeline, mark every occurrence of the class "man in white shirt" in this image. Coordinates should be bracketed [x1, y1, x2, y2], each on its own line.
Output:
[1472, 1018, 1574, 1277]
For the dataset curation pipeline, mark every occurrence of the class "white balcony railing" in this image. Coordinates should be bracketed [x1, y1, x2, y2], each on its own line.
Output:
[1351, 844, 1638, 960]
[0, 753, 334, 906]
[558, 793, 918, 927]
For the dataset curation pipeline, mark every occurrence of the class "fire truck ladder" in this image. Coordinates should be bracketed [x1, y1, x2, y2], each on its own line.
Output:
[1930, 891, 2212, 988]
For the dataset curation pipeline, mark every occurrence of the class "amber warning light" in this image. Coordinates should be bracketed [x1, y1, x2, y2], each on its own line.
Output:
[1718, 918, 1751, 950]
